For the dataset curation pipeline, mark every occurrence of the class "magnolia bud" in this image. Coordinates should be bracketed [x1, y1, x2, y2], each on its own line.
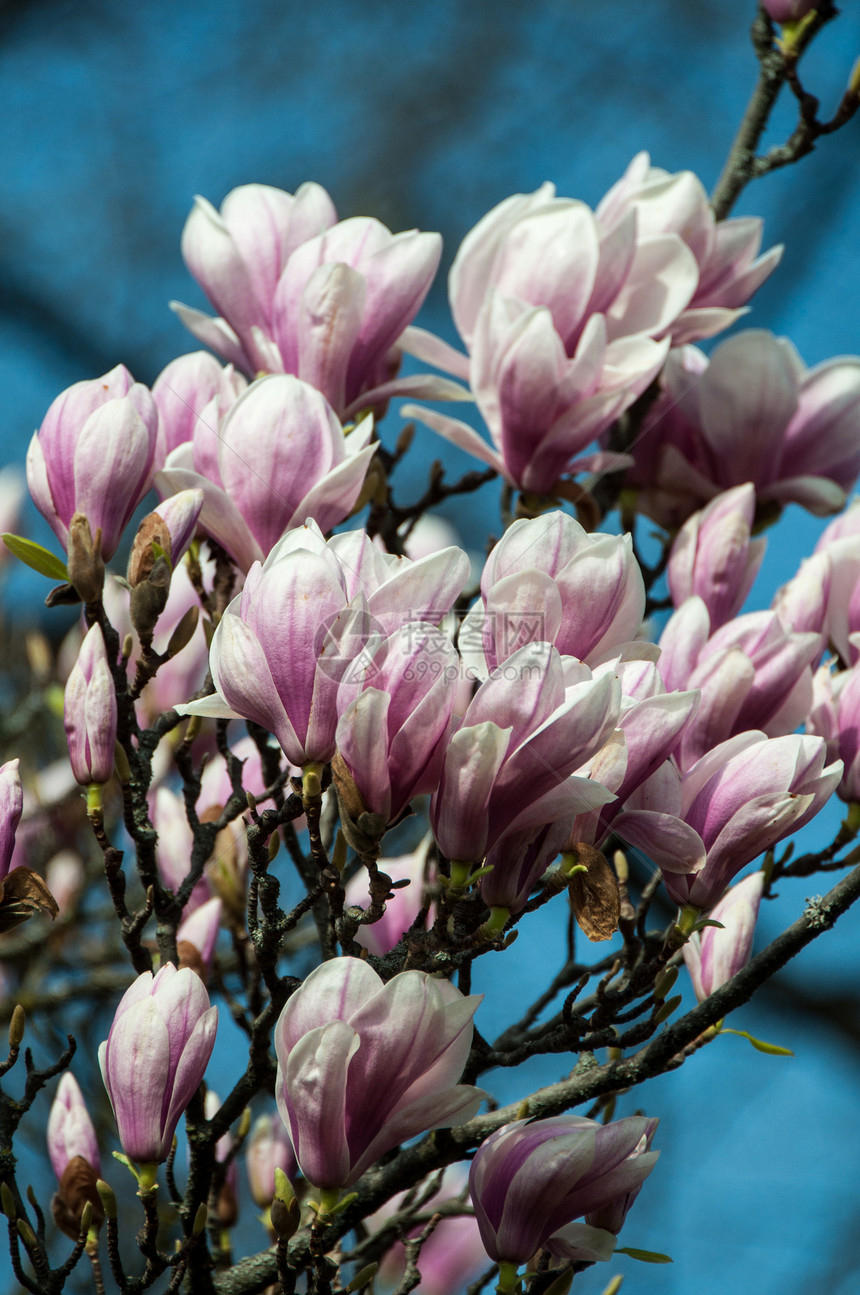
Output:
[129, 555, 171, 641]
[66, 513, 105, 604]
[9, 1004, 25, 1049]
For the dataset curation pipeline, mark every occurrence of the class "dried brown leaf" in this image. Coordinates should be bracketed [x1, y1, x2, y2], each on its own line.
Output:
[568, 843, 621, 942]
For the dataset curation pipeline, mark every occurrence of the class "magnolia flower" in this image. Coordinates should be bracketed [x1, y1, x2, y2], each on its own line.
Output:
[667, 484, 766, 631]
[155, 372, 375, 569]
[174, 540, 364, 767]
[629, 332, 860, 527]
[173, 183, 457, 419]
[0, 760, 23, 883]
[460, 511, 645, 676]
[617, 730, 841, 910]
[177, 896, 223, 980]
[48, 1072, 101, 1183]
[683, 871, 765, 1000]
[47, 1072, 104, 1239]
[659, 599, 819, 770]
[98, 964, 218, 1167]
[596, 152, 781, 345]
[430, 642, 620, 867]
[26, 365, 158, 559]
[63, 624, 117, 786]
[469, 1114, 658, 1267]
[808, 662, 860, 803]
[156, 374, 377, 570]
[273, 957, 483, 1190]
[334, 622, 461, 831]
[401, 169, 713, 493]
[342, 848, 433, 957]
[151, 350, 246, 468]
[246, 1113, 299, 1209]
[176, 521, 470, 768]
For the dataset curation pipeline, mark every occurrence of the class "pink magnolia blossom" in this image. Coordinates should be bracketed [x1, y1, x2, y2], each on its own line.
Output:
[469, 1113, 658, 1266]
[273, 957, 483, 1190]
[335, 623, 460, 827]
[659, 598, 819, 770]
[64, 624, 117, 786]
[481, 815, 579, 914]
[445, 182, 697, 352]
[176, 521, 470, 767]
[803, 524, 860, 667]
[174, 182, 338, 371]
[47, 1072, 101, 1183]
[406, 304, 668, 495]
[152, 350, 246, 468]
[0, 468, 25, 561]
[156, 374, 376, 570]
[246, 1113, 299, 1209]
[343, 848, 433, 957]
[460, 511, 645, 676]
[368, 1167, 486, 1295]
[177, 896, 222, 978]
[0, 760, 23, 883]
[45, 851, 86, 914]
[628, 331, 860, 528]
[26, 366, 159, 559]
[683, 871, 764, 1001]
[98, 964, 218, 1166]
[401, 171, 708, 493]
[567, 656, 700, 849]
[126, 489, 204, 585]
[174, 183, 457, 419]
[174, 541, 362, 766]
[772, 549, 832, 657]
[596, 153, 781, 345]
[617, 730, 840, 909]
[808, 662, 860, 803]
[430, 642, 620, 866]
[667, 484, 766, 630]
[47, 1072, 104, 1237]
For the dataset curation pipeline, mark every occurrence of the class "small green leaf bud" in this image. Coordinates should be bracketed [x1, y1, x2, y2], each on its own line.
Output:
[347, 1262, 379, 1292]
[96, 1180, 117, 1220]
[9, 1004, 25, 1049]
[653, 994, 682, 1025]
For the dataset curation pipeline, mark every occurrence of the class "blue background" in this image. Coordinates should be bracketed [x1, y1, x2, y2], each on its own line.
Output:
[2, 1, 860, 1291]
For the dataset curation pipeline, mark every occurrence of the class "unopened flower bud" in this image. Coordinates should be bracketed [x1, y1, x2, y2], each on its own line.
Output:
[166, 605, 200, 660]
[347, 1263, 379, 1292]
[652, 994, 682, 1024]
[96, 1180, 117, 1221]
[269, 1194, 301, 1241]
[99, 964, 218, 1164]
[17, 1218, 36, 1248]
[653, 966, 679, 1002]
[64, 624, 117, 787]
[66, 513, 105, 605]
[848, 57, 860, 98]
[9, 1004, 25, 1049]
[129, 555, 172, 642]
[79, 1199, 93, 1235]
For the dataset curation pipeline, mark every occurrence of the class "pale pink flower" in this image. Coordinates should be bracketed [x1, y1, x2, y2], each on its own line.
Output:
[274, 958, 483, 1189]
